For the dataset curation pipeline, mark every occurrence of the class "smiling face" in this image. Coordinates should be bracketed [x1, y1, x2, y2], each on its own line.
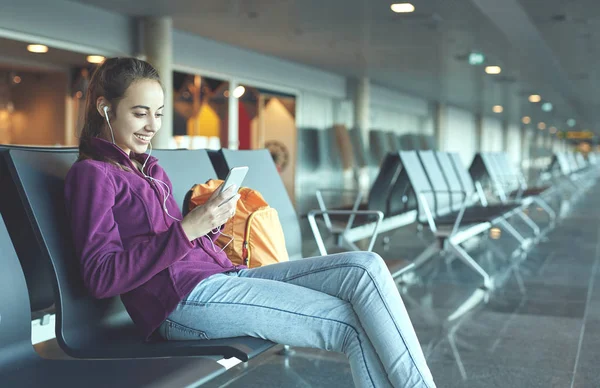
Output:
[99, 79, 165, 155]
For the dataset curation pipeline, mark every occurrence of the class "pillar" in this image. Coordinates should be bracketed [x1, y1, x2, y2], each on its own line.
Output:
[354, 76, 370, 138]
[141, 17, 173, 149]
[227, 81, 239, 150]
[475, 113, 484, 152]
[434, 102, 448, 152]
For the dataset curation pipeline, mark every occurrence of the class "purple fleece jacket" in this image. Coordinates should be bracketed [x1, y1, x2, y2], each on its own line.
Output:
[64, 137, 241, 339]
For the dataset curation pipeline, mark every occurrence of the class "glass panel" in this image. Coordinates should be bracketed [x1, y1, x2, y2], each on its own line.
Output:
[173, 71, 229, 150]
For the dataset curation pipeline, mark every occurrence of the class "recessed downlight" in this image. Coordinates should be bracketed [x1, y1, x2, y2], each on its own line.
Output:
[391, 3, 415, 13]
[485, 66, 501, 75]
[87, 55, 105, 64]
[27, 44, 48, 53]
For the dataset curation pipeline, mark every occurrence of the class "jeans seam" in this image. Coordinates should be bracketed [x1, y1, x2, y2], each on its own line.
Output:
[179, 299, 376, 388]
[280, 262, 432, 387]
[167, 319, 209, 340]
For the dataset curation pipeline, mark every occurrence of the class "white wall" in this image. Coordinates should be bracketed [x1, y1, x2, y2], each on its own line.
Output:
[370, 108, 421, 135]
[367, 84, 430, 140]
[444, 106, 478, 166]
[481, 117, 504, 152]
[298, 92, 335, 129]
[521, 129, 534, 169]
[369, 84, 429, 116]
[0, 0, 133, 55]
[553, 139, 565, 153]
[173, 30, 346, 100]
[506, 123, 522, 165]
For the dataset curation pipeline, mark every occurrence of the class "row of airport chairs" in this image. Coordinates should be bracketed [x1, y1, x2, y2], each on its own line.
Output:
[309, 149, 596, 288]
[546, 152, 600, 200]
[296, 126, 435, 216]
[0, 143, 592, 385]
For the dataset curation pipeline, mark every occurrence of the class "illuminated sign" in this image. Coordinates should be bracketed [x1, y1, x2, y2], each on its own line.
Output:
[468, 52, 485, 65]
[566, 131, 594, 140]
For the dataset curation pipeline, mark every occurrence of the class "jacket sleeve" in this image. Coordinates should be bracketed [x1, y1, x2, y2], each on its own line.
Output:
[158, 169, 220, 243]
[65, 162, 195, 299]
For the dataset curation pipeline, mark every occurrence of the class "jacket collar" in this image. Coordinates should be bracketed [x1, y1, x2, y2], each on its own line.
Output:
[89, 137, 158, 168]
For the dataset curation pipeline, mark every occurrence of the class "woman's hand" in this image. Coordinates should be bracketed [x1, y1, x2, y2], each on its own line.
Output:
[181, 184, 240, 241]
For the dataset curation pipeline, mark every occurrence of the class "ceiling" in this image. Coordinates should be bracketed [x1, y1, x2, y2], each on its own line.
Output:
[0, 36, 91, 72]
[47, 1, 600, 131]
[519, 0, 600, 130]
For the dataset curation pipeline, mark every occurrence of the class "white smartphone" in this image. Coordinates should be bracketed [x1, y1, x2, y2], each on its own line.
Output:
[218, 166, 249, 206]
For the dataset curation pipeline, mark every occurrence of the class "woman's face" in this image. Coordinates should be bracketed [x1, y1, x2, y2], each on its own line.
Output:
[105, 79, 164, 155]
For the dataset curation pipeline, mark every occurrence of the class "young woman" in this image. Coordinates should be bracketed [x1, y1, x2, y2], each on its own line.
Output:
[64, 57, 436, 388]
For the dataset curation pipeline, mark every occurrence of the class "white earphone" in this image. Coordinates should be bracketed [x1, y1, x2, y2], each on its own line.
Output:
[103, 105, 116, 144]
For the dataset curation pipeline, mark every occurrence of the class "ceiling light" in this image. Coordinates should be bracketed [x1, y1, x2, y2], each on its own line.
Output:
[529, 94, 541, 103]
[522, 116, 531, 124]
[233, 86, 246, 98]
[391, 3, 415, 13]
[567, 118, 576, 127]
[490, 227, 502, 240]
[86, 55, 105, 64]
[12, 75, 21, 84]
[485, 66, 501, 75]
[538, 122, 546, 130]
[493, 105, 503, 113]
[27, 44, 48, 53]
[541, 102, 553, 112]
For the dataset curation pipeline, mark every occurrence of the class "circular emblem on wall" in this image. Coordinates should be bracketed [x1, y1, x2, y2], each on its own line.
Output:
[265, 140, 289, 172]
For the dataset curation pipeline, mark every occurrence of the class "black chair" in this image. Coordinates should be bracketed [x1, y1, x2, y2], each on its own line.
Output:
[316, 152, 418, 257]
[350, 127, 379, 186]
[420, 135, 436, 151]
[3, 148, 274, 360]
[0, 146, 77, 317]
[368, 129, 392, 166]
[0, 213, 226, 388]
[399, 150, 529, 289]
[418, 151, 532, 236]
[367, 152, 415, 217]
[210, 148, 304, 261]
[484, 153, 556, 201]
[386, 132, 402, 152]
[320, 127, 346, 189]
[448, 152, 554, 234]
[349, 127, 368, 172]
[398, 133, 420, 151]
[296, 128, 323, 215]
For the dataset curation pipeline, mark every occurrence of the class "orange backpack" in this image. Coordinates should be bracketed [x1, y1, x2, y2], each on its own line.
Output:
[187, 179, 289, 268]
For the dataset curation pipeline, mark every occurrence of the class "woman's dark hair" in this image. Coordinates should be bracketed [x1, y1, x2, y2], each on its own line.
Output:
[78, 57, 163, 163]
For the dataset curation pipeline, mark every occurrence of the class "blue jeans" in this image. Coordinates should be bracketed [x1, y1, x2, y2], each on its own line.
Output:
[157, 252, 436, 388]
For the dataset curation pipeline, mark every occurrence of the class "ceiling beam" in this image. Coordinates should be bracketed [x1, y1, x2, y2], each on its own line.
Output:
[469, 0, 589, 127]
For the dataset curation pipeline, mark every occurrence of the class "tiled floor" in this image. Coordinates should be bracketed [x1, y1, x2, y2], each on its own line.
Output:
[204, 185, 600, 387]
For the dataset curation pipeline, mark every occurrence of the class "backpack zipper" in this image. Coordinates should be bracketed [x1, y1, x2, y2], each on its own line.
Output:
[242, 206, 268, 267]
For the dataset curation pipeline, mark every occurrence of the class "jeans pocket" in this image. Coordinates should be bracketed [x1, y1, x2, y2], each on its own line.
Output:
[164, 320, 210, 340]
